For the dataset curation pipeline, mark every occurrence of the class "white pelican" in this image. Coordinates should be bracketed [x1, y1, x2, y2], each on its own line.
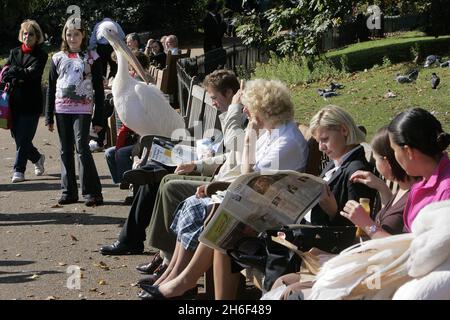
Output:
[97, 21, 185, 137]
[308, 199, 450, 300]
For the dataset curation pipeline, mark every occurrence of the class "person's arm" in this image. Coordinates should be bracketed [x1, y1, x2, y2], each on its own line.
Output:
[7, 49, 47, 82]
[91, 55, 105, 128]
[222, 103, 246, 152]
[199, 102, 246, 176]
[241, 119, 258, 174]
[45, 57, 57, 128]
[195, 184, 208, 198]
[318, 185, 338, 220]
[350, 170, 393, 206]
[340, 200, 391, 239]
[194, 153, 227, 176]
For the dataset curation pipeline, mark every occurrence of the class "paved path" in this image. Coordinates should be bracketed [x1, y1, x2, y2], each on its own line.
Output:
[0, 37, 247, 300]
[0, 121, 158, 300]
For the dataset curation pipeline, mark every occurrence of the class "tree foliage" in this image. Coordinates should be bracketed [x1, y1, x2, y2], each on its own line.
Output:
[1, 0, 207, 51]
[234, 0, 449, 56]
[235, 0, 355, 56]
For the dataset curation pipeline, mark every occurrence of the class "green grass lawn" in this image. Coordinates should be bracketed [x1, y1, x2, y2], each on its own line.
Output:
[290, 62, 450, 139]
[252, 31, 450, 140]
[326, 31, 450, 72]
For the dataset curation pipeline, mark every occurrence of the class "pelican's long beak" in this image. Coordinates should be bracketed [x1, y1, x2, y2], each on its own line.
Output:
[108, 31, 149, 84]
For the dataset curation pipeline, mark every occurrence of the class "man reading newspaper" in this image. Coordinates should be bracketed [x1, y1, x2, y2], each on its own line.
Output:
[101, 69, 246, 256]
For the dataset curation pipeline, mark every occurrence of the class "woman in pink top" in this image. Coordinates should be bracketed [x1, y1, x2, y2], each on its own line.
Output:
[388, 108, 450, 231]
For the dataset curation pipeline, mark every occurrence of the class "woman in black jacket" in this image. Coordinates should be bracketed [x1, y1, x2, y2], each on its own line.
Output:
[308, 105, 377, 228]
[3, 20, 48, 183]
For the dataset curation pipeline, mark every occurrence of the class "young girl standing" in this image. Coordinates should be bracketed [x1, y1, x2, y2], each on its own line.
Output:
[45, 18, 104, 206]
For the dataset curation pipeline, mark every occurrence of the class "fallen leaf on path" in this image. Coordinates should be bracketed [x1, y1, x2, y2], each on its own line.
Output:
[29, 274, 39, 280]
[58, 262, 67, 266]
[16, 254, 21, 257]
[93, 261, 110, 270]
[98, 280, 107, 285]
[45, 296, 57, 300]
[89, 288, 98, 292]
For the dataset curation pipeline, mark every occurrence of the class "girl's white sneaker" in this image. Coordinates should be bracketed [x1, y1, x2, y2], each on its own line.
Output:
[11, 172, 25, 183]
[34, 154, 45, 176]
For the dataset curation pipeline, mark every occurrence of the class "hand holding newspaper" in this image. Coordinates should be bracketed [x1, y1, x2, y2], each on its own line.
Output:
[199, 170, 327, 253]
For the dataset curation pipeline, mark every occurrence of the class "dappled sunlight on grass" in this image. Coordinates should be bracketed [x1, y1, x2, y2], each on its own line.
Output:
[252, 32, 450, 139]
[291, 62, 450, 139]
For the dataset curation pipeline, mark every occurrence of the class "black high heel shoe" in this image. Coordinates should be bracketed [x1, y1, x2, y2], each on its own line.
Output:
[138, 284, 197, 300]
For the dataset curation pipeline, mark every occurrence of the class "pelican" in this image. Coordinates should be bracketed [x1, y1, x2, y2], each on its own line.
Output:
[308, 199, 450, 300]
[97, 21, 185, 137]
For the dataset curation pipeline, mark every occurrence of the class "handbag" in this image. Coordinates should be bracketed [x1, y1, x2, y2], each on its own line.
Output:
[227, 224, 357, 291]
[0, 65, 12, 130]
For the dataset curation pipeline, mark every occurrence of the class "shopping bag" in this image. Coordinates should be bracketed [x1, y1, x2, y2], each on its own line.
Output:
[0, 84, 12, 130]
[0, 65, 12, 130]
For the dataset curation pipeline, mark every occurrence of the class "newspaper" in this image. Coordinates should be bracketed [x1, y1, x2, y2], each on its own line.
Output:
[149, 137, 222, 167]
[199, 170, 327, 253]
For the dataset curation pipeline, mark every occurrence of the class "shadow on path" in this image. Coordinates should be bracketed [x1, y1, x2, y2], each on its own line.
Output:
[0, 260, 34, 267]
[0, 182, 60, 192]
[0, 270, 62, 284]
[0, 212, 125, 227]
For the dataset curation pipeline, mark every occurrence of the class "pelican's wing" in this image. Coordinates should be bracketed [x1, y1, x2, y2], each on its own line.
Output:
[134, 82, 185, 137]
[309, 233, 413, 300]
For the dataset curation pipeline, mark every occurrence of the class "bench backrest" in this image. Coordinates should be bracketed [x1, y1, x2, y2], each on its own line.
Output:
[155, 67, 169, 93]
[186, 84, 206, 131]
[203, 92, 221, 136]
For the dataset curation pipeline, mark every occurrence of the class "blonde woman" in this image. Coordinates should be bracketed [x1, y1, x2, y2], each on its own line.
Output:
[2, 20, 48, 183]
[307, 105, 376, 227]
[138, 79, 309, 300]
